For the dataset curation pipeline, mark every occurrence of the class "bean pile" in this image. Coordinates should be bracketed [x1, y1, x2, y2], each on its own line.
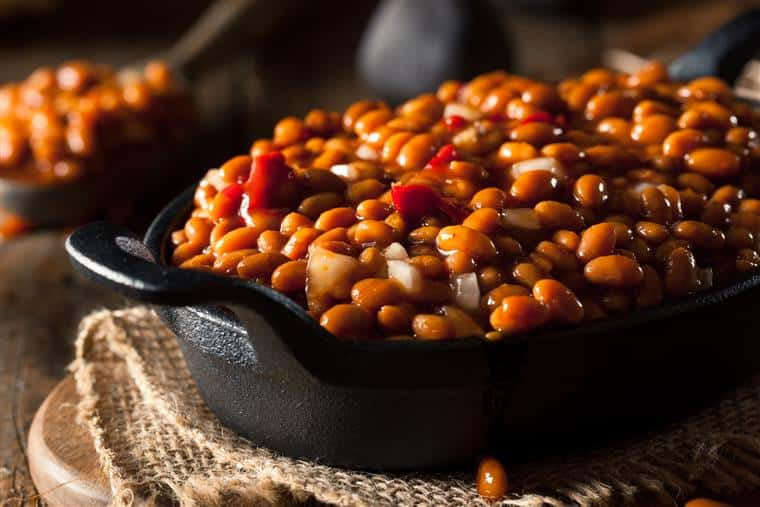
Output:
[172, 62, 760, 341]
[0, 60, 193, 184]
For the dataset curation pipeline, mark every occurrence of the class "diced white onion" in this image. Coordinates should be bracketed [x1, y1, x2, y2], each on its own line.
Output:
[356, 144, 379, 160]
[510, 157, 567, 180]
[203, 168, 226, 192]
[306, 247, 360, 302]
[387, 260, 423, 293]
[330, 163, 361, 182]
[502, 208, 542, 230]
[443, 103, 482, 121]
[452, 272, 480, 312]
[383, 242, 409, 260]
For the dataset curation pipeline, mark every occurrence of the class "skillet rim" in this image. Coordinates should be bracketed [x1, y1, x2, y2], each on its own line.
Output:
[144, 183, 760, 353]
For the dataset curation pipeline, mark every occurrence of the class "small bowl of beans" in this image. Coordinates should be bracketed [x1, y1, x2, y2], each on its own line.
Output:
[0, 60, 194, 228]
[66, 61, 760, 471]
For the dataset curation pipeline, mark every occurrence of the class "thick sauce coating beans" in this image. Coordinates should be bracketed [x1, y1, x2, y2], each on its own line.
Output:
[0, 60, 193, 183]
[173, 64, 760, 341]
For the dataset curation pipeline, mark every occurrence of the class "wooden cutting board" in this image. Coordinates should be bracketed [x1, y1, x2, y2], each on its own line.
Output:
[27, 375, 760, 507]
[26, 376, 112, 506]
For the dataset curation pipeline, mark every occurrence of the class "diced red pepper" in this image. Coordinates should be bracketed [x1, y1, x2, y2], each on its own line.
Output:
[244, 151, 294, 209]
[554, 113, 568, 128]
[424, 144, 458, 172]
[391, 184, 467, 223]
[391, 184, 442, 221]
[520, 111, 554, 125]
[222, 183, 245, 201]
[444, 115, 467, 132]
[488, 113, 508, 123]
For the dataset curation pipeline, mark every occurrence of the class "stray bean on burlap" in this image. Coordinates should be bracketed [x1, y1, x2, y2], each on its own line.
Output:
[70, 307, 760, 507]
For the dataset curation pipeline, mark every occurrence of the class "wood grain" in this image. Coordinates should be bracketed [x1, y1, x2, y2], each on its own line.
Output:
[26, 376, 110, 506]
[0, 232, 123, 506]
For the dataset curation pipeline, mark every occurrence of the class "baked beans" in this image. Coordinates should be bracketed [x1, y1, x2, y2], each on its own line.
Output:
[172, 65, 760, 340]
[0, 60, 192, 185]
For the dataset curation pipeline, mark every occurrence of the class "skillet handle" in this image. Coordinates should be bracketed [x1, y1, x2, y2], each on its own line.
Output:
[65, 221, 318, 380]
[669, 9, 760, 84]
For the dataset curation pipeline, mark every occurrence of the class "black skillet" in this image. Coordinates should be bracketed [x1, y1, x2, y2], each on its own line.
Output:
[66, 11, 760, 471]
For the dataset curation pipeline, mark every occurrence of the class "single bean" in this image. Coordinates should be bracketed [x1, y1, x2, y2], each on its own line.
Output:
[271, 259, 307, 292]
[510, 171, 560, 205]
[532, 279, 583, 323]
[664, 247, 698, 296]
[282, 227, 321, 259]
[534, 201, 584, 230]
[577, 223, 617, 262]
[214, 226, 261, 255]
[489, 296, 549, 335]
[671, 220, 725, 249]
[685, 148, 740, 178]
[584, 255, 644, 288]
[320, 304, 372, 339]
[512, 262, 546, 288]
[635, 221, 669, 244]
[552, 230, 580, 251]
[470, 187, 507, 209]
[377, 304, 414, 334]
[237, 252, 289, 281]
[476, 457, 509, 500]
[573, 174, 608, 208]
[462, 208, 502, 234]
[351, 278, 404, 311]
[280, 212, 313, 236]
[257, 230, 288, 253]
[353, 220, 395, 248]
[412, 314, 455, 340]
[436, 225, 497, 261]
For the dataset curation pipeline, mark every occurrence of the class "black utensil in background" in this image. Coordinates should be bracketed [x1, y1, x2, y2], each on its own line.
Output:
[669, 8, 760, 84]
[603, 9, 760, 104]
[357, 0, 511, 103]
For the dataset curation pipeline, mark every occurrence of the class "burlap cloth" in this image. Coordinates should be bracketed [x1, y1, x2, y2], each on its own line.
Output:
[69, 307, 760, 507]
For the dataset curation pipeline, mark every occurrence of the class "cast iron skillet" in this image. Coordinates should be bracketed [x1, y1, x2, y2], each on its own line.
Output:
[66, 12, 760, 471]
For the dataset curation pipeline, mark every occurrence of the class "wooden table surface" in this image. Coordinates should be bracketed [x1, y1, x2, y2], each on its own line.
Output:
[0, 233, 123, 506]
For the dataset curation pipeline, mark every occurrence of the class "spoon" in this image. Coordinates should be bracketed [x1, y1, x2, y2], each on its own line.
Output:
[357, 0, 512, 104]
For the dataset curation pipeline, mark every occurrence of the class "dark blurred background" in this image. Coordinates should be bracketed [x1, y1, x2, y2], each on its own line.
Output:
[1, 0, 758, 166]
